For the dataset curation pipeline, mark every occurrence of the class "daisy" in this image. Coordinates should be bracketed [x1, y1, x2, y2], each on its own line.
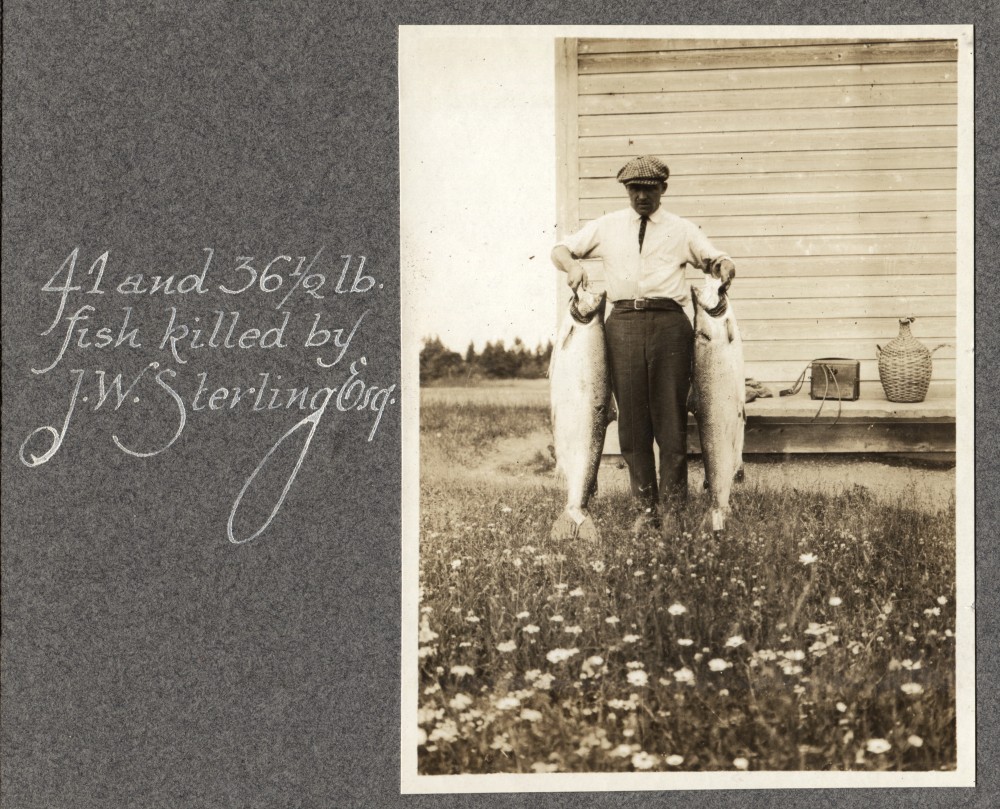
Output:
[866, 738, 892, 754]
[627, 670, 649, 687]
[631, 751, 658, 770]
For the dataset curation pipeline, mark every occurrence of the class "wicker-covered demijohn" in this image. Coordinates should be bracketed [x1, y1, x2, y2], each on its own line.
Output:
[877, 318, 934, 403]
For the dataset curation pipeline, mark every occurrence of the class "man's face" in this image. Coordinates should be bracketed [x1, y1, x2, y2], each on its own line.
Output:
[627, 181, 666, 216]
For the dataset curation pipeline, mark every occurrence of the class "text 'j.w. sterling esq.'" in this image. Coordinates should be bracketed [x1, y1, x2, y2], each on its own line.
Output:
[18, 247, 398, 545]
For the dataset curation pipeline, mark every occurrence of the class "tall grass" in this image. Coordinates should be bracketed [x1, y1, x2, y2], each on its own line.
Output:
[417, 402, 956, 774]
[421, 402, 550, 464]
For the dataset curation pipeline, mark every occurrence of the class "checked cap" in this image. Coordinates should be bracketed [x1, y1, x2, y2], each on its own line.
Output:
[616, 155, 670, 186]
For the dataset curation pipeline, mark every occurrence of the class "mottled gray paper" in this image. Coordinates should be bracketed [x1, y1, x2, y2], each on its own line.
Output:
[1, 3, 996, 809]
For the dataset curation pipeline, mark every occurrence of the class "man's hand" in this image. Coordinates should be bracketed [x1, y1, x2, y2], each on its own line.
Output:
[551, 245, 588, 290]
[567, 262, 588, 290]
[713, 258, 736, 285]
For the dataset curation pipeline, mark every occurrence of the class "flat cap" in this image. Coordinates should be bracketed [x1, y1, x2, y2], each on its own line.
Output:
[616, 155, 669, 186]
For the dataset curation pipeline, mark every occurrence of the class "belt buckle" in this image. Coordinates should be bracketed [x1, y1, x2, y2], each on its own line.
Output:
[633, 298, 648, 310]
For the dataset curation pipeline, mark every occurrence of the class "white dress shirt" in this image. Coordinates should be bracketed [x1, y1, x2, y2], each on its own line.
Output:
[558, 207, 729, 307]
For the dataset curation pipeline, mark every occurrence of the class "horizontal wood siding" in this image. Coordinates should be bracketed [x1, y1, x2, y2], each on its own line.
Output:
[568, 36, 958, 398]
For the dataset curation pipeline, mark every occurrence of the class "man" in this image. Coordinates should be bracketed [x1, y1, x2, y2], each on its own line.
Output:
[551, 155, 736, 535]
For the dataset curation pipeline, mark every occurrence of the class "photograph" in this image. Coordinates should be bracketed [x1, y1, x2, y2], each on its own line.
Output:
[400, 25, 974, 792]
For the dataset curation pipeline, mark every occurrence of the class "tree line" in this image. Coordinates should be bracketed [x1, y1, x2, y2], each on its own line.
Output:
[420, 336, 554, 382]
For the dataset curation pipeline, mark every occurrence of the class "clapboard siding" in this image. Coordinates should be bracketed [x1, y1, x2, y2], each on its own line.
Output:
[736, 255, 952, 277]
[579, 126, 957, 156]
[580, 105, 956, 137]
[578, 40, 958, 73]
[579, 38, 911, 54]
[580, 61, 956, 95]
[738, 317, 954, 341]
[589, 211, 954, 237]
[557, 37, 959, 407]
[685, 273, 956, 299]
[583, 169, 956, 197]
[579, 82, 956, 115]
[580, 148, 957, 176]
[741, 340, 955, 361]
[583, 190, 956, 218]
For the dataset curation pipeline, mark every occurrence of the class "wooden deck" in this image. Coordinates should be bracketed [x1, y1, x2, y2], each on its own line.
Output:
[605, 391, 956, 455]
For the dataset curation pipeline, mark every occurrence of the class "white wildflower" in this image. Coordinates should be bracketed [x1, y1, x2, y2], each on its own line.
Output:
[546, 647, 579, 664]
[866, 738, 892, 754]
[631, 751, 658, 770]
[627, 670, 649, 687]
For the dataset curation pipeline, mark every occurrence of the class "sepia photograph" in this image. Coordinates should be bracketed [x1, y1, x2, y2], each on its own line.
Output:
[400, 25, 973, 792]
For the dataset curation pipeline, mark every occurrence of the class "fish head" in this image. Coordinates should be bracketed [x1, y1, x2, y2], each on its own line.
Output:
[571, 284, 607, 322]
[692, 276, 738, 343]
[694, 275, 725, 312]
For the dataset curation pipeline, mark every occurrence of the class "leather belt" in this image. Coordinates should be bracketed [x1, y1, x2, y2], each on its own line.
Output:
[613, 297, 682, 312]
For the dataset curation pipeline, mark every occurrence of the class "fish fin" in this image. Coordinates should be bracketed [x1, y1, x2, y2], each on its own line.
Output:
[550, 510, 601, 542]
[550, 511, 578, 541]
[560, 324, 575, 351]
[726, 318, 735, 343]
[607, 394, 618, 425]
[576, 515, 601, 542]
[700, 508, 728, 534]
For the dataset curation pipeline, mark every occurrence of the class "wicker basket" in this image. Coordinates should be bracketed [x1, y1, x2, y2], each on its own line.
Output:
[876, 318, 935, 403]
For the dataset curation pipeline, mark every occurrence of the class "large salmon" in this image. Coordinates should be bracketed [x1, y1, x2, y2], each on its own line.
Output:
[549, 285, 612, 542]
[691, 275, 745, 532]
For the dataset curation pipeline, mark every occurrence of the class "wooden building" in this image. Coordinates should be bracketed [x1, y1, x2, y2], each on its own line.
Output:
[554, 37, 959, 455]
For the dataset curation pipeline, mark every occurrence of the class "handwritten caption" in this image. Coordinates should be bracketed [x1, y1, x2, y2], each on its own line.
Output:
[19, 247, 397, 544]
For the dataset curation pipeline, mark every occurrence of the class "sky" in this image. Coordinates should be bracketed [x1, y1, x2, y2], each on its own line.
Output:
[400, 29, 561, 354]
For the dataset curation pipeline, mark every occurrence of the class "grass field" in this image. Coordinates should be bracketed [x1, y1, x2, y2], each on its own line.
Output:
[416, 399, 956, 775]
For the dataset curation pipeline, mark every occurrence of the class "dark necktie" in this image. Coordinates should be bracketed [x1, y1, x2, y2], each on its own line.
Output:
[638, 215, 648, 253]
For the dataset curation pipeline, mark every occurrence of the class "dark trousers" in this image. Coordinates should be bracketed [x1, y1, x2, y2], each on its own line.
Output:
[605, 306, 693, 510]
